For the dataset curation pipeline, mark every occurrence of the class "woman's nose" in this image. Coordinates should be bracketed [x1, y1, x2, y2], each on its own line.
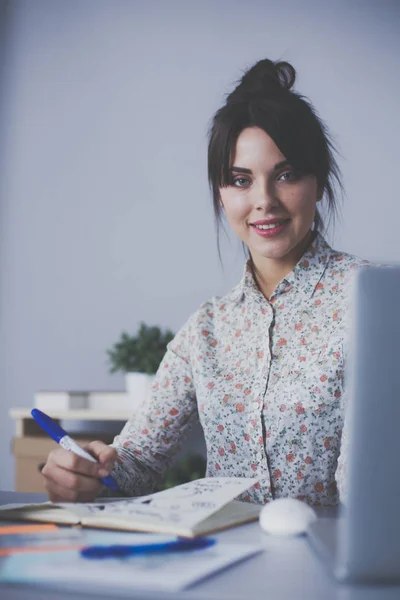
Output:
[253, 180, 278, 210]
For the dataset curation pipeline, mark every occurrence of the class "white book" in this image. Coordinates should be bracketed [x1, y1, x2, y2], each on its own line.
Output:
[87, 391, 131, 412]
[34, 391, 88, 411]
[34, 390, 132, 412]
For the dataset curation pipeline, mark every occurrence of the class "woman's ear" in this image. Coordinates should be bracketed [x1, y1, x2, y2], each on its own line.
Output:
[316, 186, 324, 202]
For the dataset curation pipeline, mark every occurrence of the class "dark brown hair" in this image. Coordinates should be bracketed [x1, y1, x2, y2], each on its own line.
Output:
[208, 59, 342, 259]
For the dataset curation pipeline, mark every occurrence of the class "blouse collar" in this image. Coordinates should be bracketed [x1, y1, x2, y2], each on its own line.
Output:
[227, 232, 333, 304]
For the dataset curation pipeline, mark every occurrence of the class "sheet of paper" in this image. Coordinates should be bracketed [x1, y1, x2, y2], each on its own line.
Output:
[61, 477, 258, 530]
[0, 541, 262, 592]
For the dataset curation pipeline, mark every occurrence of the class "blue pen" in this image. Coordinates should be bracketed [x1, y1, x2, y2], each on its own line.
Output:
[31, 408, 119, 493]
[80, 537, 216, 559]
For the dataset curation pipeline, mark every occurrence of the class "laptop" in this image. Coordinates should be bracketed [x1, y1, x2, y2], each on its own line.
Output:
[307, 266, 400, 584]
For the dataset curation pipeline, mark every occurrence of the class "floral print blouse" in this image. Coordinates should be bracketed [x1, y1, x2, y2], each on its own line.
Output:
[110, 233, 366, 506]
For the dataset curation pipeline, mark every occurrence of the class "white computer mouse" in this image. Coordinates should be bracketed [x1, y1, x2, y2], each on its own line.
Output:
[259, 497, 317, 536]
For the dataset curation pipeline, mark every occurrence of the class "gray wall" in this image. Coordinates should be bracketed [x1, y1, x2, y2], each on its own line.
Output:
[0, 0, 399, 490]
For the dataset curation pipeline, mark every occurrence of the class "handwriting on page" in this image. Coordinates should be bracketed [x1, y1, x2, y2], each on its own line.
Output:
[63, 477, 258, 529]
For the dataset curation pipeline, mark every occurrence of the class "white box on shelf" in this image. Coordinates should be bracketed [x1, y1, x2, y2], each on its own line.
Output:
[34, 391, 88, 411]
[87, 391, 131, 412]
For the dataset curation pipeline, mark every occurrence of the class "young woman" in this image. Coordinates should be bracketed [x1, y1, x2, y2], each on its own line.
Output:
[42, 58, 364, 506]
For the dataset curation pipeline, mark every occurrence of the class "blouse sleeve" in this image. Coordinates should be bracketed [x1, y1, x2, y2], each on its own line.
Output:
[105, 314, 198, 497]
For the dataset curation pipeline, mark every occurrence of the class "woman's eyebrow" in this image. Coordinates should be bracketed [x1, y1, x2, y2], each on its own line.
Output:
[230, 166, 253, 174]
[230, 160, 291, 174]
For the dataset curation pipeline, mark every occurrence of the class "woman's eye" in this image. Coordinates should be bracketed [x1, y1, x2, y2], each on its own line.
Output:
[278, 170, 298, 182]
[232, 177, 251, 188]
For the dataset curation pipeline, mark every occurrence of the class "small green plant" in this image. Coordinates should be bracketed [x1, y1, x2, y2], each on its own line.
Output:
[107, 323, 175, 375]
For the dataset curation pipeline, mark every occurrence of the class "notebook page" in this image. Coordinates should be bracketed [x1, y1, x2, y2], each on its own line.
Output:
[61, 477, 258, 531]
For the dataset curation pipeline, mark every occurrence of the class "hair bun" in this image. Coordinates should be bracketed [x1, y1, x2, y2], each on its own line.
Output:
[227, 59, 296, 103]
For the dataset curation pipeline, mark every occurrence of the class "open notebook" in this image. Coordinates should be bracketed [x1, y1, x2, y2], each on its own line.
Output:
[0, 477, 262, 538]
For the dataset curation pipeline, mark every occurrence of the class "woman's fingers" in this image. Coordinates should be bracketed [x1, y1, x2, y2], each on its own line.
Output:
[43, 462, 101, 492]
[43, 464, 102, 502]
[46, 447, 96, 477]
[45, 476, 102, 504]
[83, 441, 119, 472]
[41, 443, 110, 503]
[44, 477, 79, 503]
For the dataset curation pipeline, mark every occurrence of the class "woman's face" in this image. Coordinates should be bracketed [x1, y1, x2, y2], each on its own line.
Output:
[219, 127, 321, 271]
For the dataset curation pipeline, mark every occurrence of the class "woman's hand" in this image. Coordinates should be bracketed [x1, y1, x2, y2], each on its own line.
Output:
[41, 441, 118, 503]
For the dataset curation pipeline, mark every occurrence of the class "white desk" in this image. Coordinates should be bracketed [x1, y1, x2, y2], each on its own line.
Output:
[1, 492, 399, 600]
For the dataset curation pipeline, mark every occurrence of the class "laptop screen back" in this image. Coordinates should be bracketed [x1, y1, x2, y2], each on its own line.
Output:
[336, 266, 400, 583]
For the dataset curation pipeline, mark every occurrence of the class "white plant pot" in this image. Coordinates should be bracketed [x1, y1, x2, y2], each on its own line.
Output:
[125, 372, 154, 411]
